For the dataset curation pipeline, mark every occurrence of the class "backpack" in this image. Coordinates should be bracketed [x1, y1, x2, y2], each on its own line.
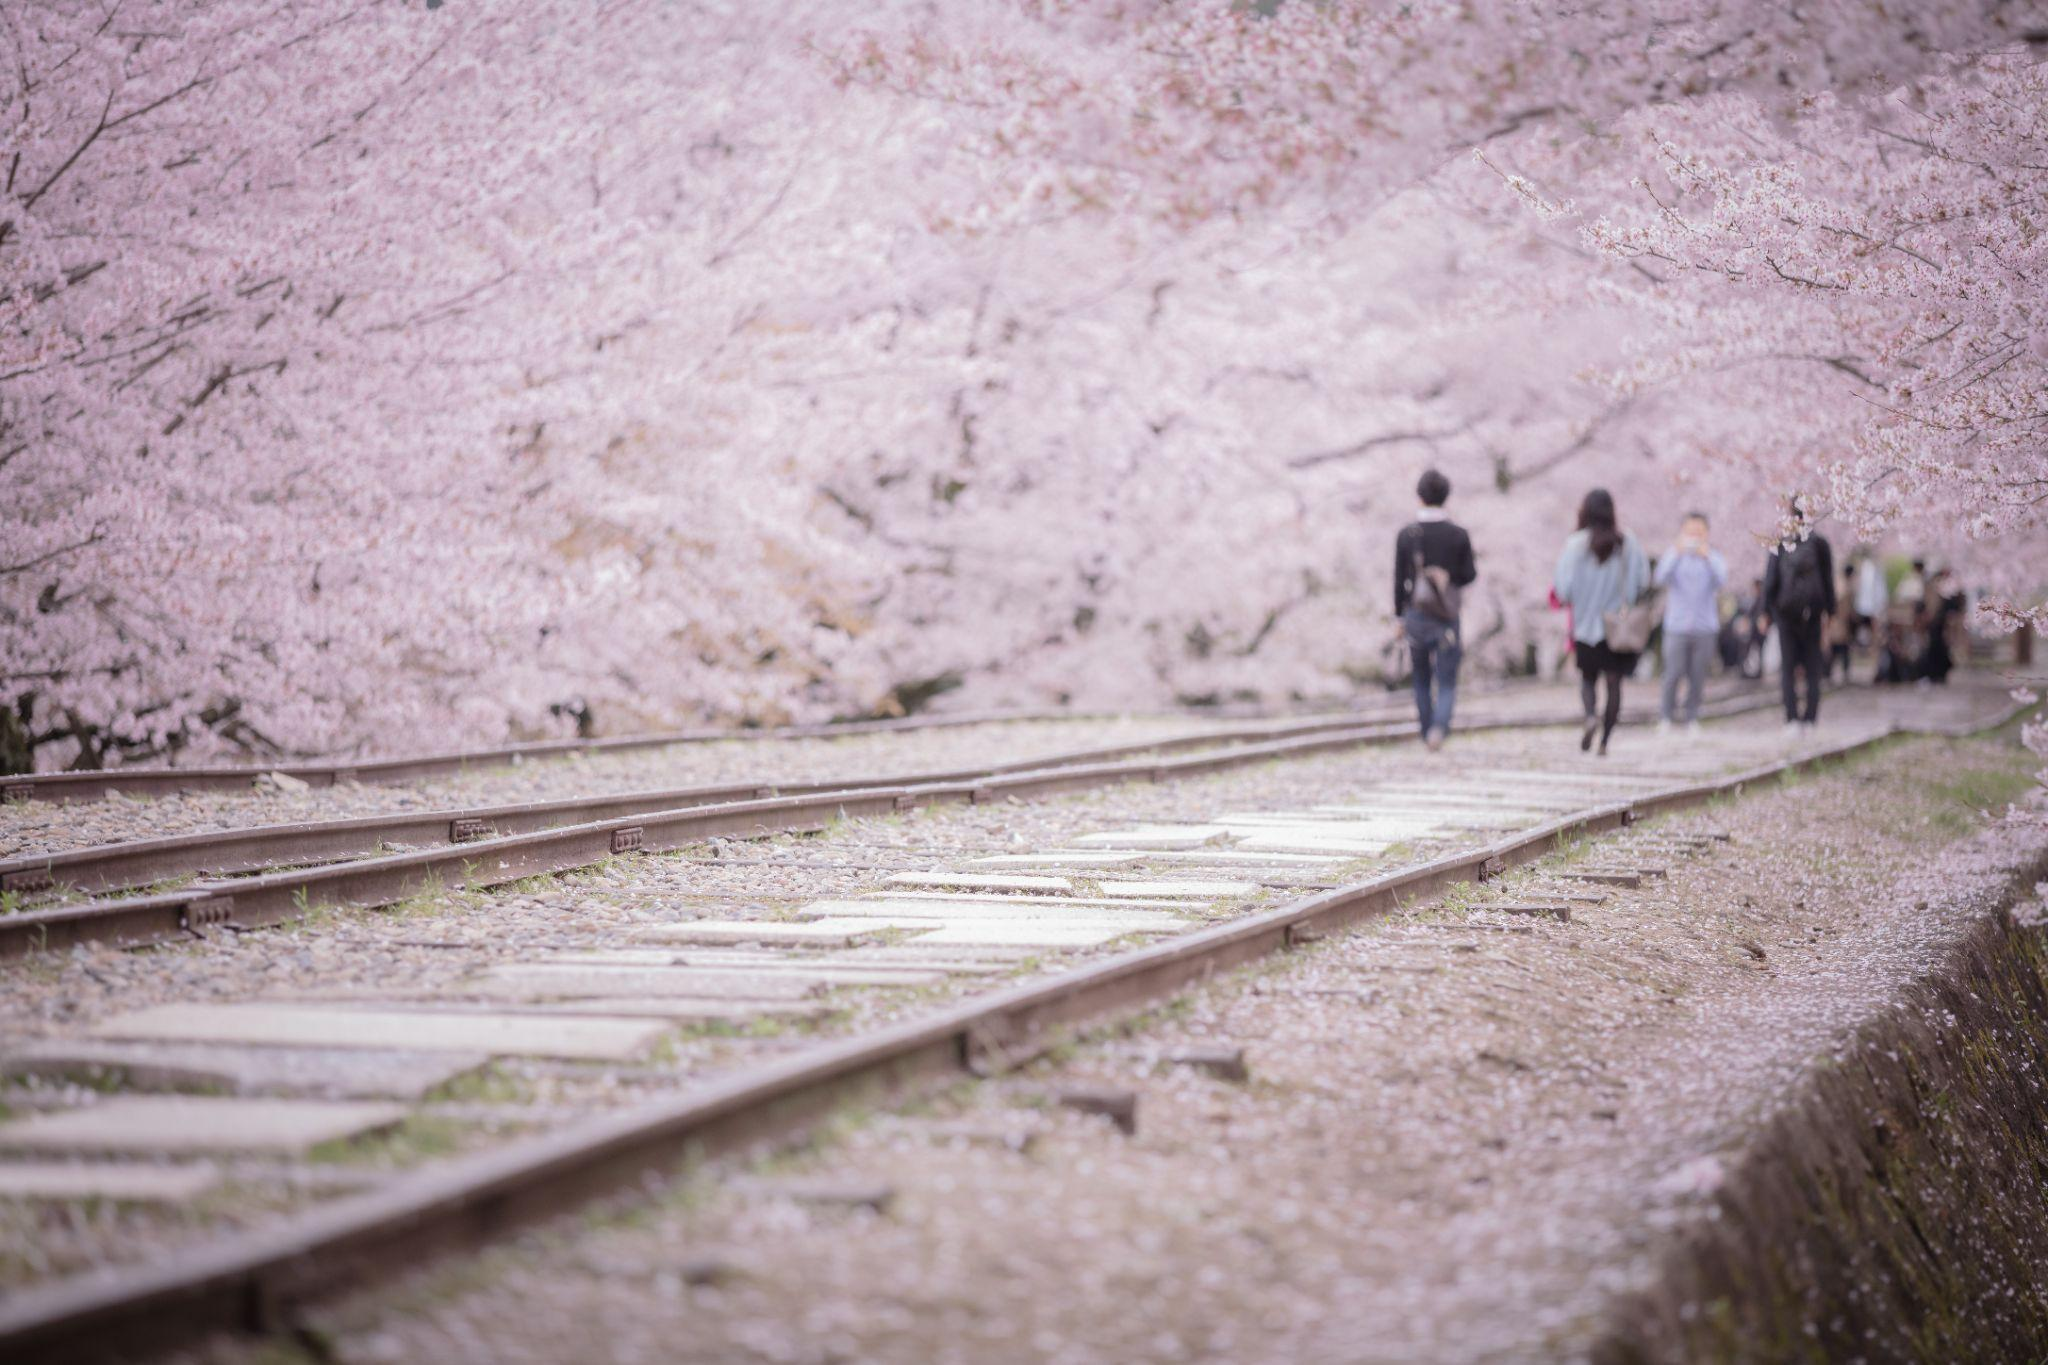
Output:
[1775, 538, 1826, 618]
[1410, 542, 1461, 623]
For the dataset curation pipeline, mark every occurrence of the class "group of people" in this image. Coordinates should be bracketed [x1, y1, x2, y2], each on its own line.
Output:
[1840, 556, 1967, 687]
[1722, 555, 1967, 688]
[1390, 469, 1962, 757]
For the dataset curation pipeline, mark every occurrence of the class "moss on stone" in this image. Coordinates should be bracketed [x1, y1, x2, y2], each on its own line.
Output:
[1594, 890, 2048, 1364]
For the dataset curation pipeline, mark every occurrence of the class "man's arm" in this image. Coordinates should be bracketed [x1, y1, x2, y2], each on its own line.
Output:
[1818, 539, 1838, 615]
[1392, 527, 1411, 616]
[1760, 552, 1781, 625]
[1705, 549, 1728, 590]
[1451, 527, 1477, 588]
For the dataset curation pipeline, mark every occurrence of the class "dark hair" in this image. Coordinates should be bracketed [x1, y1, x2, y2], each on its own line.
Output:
[1578, 487, 1620, 563]
[1416, 469, 1450, 507]
[1683, 510, 1708, 526]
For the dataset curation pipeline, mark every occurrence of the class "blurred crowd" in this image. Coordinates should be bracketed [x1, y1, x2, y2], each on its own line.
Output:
[1717, 553, 1971, 690]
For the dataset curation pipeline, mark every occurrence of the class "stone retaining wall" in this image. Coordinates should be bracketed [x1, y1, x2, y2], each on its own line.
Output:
[1598, 852, 2048, 1364]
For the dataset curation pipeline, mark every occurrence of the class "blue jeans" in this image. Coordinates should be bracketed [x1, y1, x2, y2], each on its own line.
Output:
[1403, 609, 1462, 736]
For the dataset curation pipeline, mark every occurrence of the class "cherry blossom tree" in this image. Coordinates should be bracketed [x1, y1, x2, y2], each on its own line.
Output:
[1569, 57, 2048, 622]
[4, 2, 913, 768]
[5, 0, 2043, 771]
[840, 0, 2048, 615]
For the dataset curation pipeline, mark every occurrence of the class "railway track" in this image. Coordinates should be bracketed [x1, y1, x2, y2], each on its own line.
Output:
[0, 710, 1408, 898]
[0, 682, 2017, 1363]
[0, 686, 1781, 960]
[0, 705, 1165, 806]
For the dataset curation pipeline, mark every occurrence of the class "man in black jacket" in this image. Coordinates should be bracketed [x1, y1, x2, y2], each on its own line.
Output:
[1393, 468, 1478, 751]
[1760, 519, 1836, 728]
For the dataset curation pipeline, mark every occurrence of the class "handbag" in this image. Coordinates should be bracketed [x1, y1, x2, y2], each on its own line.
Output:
[1602, 586, 1664, 654]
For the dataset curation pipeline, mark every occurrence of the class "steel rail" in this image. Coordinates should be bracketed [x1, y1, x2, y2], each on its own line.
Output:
[0, 711, 1409, 902]
[2, 703, 2013, 1364]
[0, 703, 1228, 806]
[0, 688, 1783, 961]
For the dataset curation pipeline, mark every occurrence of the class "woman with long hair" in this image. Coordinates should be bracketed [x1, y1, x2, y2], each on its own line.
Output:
[1553, 488, 1649, 755]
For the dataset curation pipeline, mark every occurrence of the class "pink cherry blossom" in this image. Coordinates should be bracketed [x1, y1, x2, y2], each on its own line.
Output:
[5, 2, 2044, 770]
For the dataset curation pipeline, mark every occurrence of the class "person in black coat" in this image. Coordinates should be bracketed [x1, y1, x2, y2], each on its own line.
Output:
[1759, 517, 1836, 727]
[1916, 568, 1966, 683]
[1393, 469, 1478, 751]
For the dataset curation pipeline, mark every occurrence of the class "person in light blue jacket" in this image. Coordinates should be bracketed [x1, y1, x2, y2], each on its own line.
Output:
[1654, 510, 1728, 733]
[1553, 488, 1648, 756]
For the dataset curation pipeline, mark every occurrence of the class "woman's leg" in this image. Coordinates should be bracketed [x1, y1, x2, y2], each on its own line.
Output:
[1599, 669, 1625, 751]
[1578, 662, 1600, 751]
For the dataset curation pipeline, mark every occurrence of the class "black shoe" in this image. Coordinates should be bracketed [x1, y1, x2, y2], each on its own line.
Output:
[1580, 717, 1598, 752]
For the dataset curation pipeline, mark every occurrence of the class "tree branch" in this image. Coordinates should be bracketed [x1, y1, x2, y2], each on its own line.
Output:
[0, 529, 103, 577]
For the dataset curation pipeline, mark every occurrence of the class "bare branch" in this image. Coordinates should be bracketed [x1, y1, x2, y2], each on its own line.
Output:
[1288, 425, 1470, 471]
[0, 529, 103, 577]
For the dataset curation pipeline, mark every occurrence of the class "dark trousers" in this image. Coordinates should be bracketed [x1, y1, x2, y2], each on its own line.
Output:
[1778, 615, 1826, 722]
[1575, 643, 1629, 749]
[1403, 610, 1462, 736]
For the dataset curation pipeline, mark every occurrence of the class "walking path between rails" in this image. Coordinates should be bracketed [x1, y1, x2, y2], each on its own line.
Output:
[0, 681, 2019, 1362]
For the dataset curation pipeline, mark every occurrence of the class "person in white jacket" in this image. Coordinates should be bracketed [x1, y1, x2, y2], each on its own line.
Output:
[1853, 550, 1889, 647]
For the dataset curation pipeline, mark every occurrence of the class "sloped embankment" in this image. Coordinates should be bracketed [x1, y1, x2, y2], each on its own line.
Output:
[1598, 861, 2048, 1363]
